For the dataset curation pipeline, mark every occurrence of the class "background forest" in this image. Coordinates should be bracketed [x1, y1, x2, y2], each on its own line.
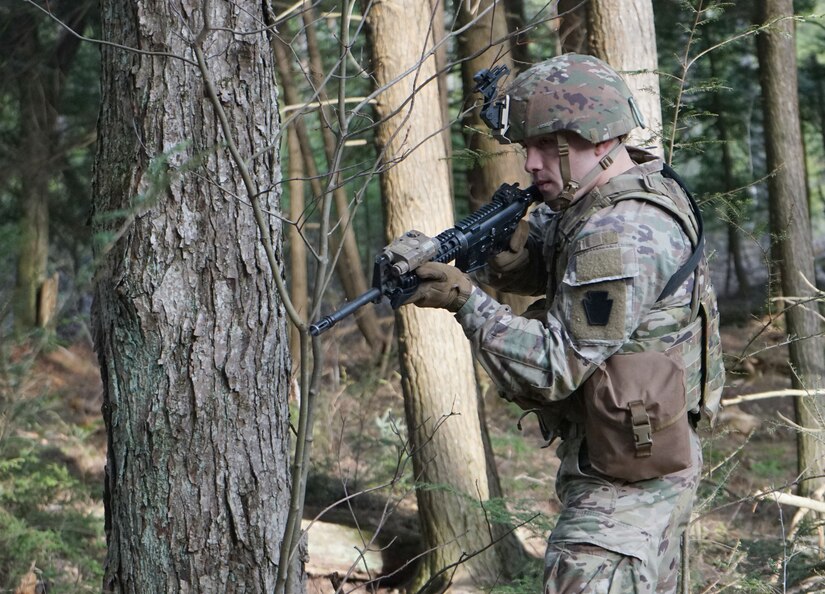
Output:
[2, 0, 825, 593]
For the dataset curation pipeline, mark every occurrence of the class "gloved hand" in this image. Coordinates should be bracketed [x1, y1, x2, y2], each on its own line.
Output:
[411, 262, 474, 312]
[488, 218, 530, 274]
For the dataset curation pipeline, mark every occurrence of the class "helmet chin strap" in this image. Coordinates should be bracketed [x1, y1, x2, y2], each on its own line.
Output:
[552, 134, 624, 210]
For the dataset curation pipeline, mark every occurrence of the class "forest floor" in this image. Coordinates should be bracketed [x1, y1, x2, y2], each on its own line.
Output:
[3, 298, 825, 593]
[299, 305, 825, 594]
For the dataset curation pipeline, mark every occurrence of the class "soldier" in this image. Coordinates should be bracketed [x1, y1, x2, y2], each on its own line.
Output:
[408, 53, 725, 593]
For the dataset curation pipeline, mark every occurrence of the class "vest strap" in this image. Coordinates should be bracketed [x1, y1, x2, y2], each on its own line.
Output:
[657, 163, 705, 301]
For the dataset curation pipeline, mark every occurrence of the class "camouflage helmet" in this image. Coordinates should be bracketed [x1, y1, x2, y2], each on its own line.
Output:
[501, 53, 645, 144]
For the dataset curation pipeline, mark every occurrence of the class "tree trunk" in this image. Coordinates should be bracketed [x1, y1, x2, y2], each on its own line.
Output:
[456, 0, 531, 212]
[456, 0, 534, 317]
[452, 7, 532, 557]
[587, 0, 663, 154]
[14, 14, 57, 332]
[430, 0, 453, 181]
[365, 0, 517, 589]
[503, 0, 532, 68]
[92, 1, 299, 591]
[11, 7, 82, 333]
[454, 5, 530, 567]
[557, 0, 588, 55]
[298, 10, 388, 349]
[756, 0, 825, 498]
[287, 127, 308, 366]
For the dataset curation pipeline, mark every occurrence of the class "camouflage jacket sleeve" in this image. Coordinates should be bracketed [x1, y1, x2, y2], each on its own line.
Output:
[454, 198, 693, 407]
[472, 204, 558, 296]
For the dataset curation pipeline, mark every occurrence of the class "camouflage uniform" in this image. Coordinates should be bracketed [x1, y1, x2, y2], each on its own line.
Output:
[452, 55, 724, 593]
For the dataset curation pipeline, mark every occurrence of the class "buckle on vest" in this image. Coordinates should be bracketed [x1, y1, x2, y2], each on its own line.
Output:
[628, 400, 653, 457]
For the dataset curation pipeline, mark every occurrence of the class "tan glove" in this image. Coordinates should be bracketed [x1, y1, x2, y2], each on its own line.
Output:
[488, 218, 530, 274]
[411, 262, 474, 312]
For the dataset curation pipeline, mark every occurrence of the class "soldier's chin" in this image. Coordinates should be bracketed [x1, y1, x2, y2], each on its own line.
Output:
[537, 184, 557, 201]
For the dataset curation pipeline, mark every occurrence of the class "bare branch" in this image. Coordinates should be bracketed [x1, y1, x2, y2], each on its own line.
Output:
[22, 0, 199, 66]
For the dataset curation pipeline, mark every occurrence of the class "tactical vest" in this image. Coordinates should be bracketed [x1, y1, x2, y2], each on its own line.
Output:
[532, 159, 724, 438]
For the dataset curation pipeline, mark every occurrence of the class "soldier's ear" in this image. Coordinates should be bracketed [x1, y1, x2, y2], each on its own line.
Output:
[593, 138, 618, 157]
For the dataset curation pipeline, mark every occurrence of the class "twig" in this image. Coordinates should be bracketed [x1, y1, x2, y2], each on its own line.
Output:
[753, 489, 825, 514]
[721, 388, 825, 407]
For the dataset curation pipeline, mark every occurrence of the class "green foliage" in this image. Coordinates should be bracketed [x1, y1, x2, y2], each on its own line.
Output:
[489, 431, 533, 459]
[734, 537, 825, 592]
[749, 455, 786, 480]
[0, 442, 105, 593]
[0, 334, 104, 592]
[481, 495, 555, 539]
[489, 555, 544, 593]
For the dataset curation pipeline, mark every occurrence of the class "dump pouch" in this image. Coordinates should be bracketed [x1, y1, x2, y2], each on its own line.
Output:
[581, 348, 692, 482]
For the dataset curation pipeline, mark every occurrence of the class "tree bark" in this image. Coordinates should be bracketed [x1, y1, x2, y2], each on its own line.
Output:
[430, 0, 454, 179]
[365, 0, 517, 589]
[456, 0, 531, 213]
[587, 0, 663, 154]
[454, 5, 530, 567]
[502, 0, 532, 68]
[557, 0, 588, 55]
[92, 1, 298, 591]
[756, 0, 825, 498]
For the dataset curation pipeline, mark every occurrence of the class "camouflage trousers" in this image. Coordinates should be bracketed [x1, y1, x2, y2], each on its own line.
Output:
[544, 429, 701, 594]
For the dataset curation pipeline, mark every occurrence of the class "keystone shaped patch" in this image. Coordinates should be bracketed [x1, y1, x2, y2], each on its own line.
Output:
[582, 290, 613, 326]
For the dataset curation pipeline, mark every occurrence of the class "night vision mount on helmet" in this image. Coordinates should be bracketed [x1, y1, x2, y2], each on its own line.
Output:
[473, 64, 512, 143]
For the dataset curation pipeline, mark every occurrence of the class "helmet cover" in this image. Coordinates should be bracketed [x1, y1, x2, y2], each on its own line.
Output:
[501, 53, 644, 144]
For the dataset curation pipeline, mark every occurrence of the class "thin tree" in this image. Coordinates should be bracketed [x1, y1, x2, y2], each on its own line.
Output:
[456, 1, 535, 315]
[364, 0, 521, 589]
[587, 0, 663, 153]
[7, 1, 92, 333]
[92, 1, 300, 591]
[286, 126, 308, 364]
[756, 0, 825, 498]
[707, 44, 752, 297]
[452, 6, 534, 565]
[556, 0, 587, 55]
[456, 0, 531, 212]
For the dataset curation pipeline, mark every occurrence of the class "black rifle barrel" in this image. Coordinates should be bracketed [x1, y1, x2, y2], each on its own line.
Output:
[308, 287, 382, 336]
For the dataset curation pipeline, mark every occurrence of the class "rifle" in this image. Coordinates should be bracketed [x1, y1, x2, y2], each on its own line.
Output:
[309, 182, 541, 336]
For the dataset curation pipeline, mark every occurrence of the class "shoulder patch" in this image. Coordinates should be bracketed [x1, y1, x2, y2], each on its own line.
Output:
[561, 241, 637, 345]
[566, 279, 628, 343]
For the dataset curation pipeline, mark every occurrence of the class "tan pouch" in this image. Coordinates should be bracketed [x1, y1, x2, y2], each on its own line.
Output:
[582, 349, 691, 482]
